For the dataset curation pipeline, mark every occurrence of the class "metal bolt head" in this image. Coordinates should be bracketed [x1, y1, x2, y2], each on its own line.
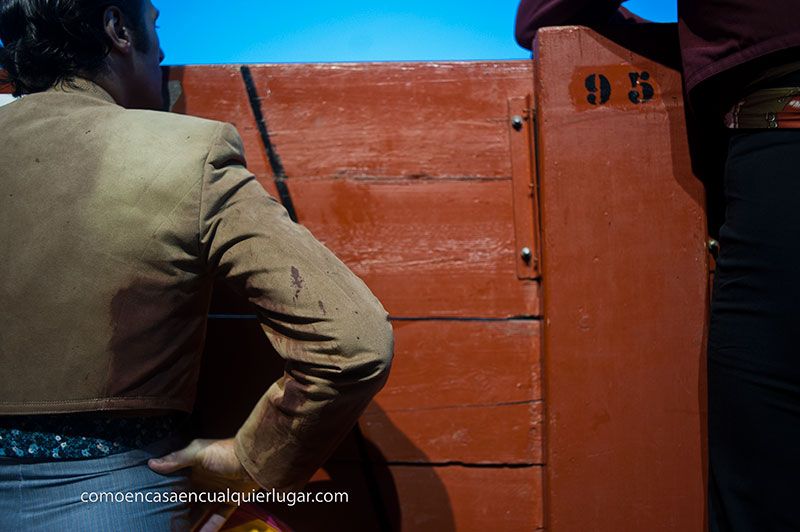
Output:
[707, 239, 720, 255]
[511, 115, 524, 131]
[521, 247, 533, 263]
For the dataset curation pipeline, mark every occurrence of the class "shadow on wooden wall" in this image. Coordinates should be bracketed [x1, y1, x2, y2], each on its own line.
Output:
[192, 293, 455, 531]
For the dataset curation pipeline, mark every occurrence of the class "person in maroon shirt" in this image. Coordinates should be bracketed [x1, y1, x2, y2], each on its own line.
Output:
[516, 1, 800, 108]
[516, 2, 800, 532]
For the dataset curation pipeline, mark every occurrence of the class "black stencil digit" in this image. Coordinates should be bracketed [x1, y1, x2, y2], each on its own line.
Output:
[585, 74, 598, 105]
[600, 75, 612, 104]
[640, 72, 654, 101]
[628, 71, 654, 104]
[585, 74, 611, 105]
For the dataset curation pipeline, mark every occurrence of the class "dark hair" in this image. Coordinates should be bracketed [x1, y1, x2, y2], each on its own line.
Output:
[0, 0, 147, 96]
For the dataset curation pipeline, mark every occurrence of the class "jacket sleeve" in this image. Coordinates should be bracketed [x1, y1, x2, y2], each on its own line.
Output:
[198, 122, 394, 490]
[515, 0, 632, 50]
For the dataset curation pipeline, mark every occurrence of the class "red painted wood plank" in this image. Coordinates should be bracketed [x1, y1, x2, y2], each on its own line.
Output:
[360, 401, 542, 465]
[167, 62, 534, 198]
[376, 320, 541, 410]
[289, 178, 539, 318]
[196, 318, 542, 464]
[535, 26, 708, 532]
[168, 64, 540, 318]
[207, 179, 543, 319]
[222, 62, 533, 179]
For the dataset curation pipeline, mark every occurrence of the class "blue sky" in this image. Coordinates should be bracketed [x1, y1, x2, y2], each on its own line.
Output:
[157, 1, 677, 65]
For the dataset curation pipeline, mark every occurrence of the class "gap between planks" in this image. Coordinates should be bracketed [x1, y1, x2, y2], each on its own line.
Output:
[208, 314, 543, 321]
[330, 460, 544, 469]
[377, 399, 540, 414]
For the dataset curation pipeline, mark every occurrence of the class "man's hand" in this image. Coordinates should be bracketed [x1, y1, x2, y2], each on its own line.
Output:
[148, 437, 258, 491]
[148, 438, 263, 531]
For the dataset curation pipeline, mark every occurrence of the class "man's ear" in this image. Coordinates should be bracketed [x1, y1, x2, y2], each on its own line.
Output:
[103, 6, 132, 54]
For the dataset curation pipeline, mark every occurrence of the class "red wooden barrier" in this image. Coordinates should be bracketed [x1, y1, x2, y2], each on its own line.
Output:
[168, 63, 540, 318]
[167, 62, 544, 531]
[1, 26, 711, 530]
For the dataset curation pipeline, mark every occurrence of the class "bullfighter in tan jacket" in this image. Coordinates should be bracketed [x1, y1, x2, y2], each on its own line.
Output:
[0, 0, 393, 529]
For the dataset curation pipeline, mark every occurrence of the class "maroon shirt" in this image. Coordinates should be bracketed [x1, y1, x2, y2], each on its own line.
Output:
[515, 0, 800, 97]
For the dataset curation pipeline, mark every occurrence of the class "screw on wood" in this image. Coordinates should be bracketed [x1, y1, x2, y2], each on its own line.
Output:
[521, 247, 533, 263]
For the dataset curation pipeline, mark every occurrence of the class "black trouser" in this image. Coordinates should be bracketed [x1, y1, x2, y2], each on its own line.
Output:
[708, 129, 800, 532]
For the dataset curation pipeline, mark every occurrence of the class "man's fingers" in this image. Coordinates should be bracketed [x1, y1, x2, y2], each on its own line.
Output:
[148, 440, 204, 474]
[148, 451, 190, 474]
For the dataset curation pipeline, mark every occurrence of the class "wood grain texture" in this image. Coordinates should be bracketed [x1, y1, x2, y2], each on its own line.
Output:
[205, 175, 541, 318]
[2, 63, 544, 528]
[360, 401, 542, 465]
[535, 26, 708, 532]
[168, 63, 540, 318]
[288, 178, 540, 318]
[196, 317, 542, 464]
[332, 319, 543, 464]
[167, 62, 544, 527]
[375, 320, 541, 410]
[207, 62, 533, 179]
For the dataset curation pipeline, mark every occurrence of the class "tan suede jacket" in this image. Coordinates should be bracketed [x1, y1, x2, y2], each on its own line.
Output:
[0, 79, 394, 489]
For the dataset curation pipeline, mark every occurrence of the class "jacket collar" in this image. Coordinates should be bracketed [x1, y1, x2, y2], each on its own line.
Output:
[48, 77, 117, 105]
